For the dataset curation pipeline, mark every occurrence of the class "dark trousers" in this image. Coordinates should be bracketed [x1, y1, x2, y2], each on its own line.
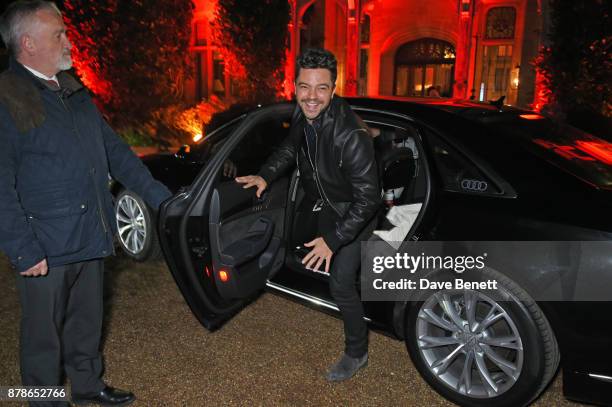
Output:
[318, 206, 374, 358]
[16, 259, 106, 405]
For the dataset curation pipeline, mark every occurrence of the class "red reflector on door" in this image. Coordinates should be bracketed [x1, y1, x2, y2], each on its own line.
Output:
[219, 270, 230, 282]
[519, 114, 544, 120]
[205, 266, 211, 278]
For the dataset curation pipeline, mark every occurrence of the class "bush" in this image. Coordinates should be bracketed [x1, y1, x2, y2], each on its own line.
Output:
[213, 0, 290, 103]
[536, 1, 611, 139]
[63, 0, 194, 145]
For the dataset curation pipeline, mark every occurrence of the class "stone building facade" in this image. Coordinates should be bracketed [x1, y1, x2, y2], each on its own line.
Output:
[189, 0, 547, 108]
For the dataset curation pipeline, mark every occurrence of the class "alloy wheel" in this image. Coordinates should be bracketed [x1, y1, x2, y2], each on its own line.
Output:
[416, 289, 524, 398]
[116, 194, 147, 255]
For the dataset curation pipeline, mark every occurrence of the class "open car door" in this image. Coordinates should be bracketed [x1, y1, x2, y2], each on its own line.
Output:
[158, 104, 295, 330]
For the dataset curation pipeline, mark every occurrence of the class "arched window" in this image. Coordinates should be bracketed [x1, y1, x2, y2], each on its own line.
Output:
[394, 38, 456, 97]
[485, 7, 516, 40]
[300, 2, 325, 51]
[298, 0, 347, 92]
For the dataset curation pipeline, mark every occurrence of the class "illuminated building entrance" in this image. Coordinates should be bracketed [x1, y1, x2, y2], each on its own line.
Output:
[394, 38, 456, 97]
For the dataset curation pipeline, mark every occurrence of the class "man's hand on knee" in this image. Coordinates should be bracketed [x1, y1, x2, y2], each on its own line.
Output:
[20, 258, 48, 277]
[235, 175, 267, 198]
[303, 237, 333, 273]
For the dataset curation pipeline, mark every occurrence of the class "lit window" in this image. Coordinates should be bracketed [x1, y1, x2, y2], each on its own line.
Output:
[394, 38, 456, 97]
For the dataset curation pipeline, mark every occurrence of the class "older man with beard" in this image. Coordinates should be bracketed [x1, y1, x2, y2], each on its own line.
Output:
[0, 1, 170, 405]
[237, 48, 380, 382]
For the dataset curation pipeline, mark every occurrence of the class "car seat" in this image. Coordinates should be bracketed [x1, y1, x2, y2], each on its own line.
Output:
[374, 129, 417, 204]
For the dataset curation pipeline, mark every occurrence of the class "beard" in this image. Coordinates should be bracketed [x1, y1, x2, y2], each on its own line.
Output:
[299, 98, 329, 121]
[57, 52, 73, 71]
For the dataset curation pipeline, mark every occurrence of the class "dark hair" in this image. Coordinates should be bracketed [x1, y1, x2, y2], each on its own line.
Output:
[0, 1, 60, 55]
[296, 48, 337, 84]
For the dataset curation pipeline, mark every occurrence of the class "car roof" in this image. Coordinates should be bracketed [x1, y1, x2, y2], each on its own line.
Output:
[346, 96, 529, 118]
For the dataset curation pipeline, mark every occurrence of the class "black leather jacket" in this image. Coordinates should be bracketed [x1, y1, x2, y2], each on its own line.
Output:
[258, 96, 380, 252]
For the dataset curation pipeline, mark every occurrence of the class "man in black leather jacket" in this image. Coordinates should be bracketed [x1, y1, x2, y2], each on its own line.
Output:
[236, 48, 380, 381]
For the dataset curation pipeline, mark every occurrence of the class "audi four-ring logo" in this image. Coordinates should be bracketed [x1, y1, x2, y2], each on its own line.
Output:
[461, 179, 488, 191]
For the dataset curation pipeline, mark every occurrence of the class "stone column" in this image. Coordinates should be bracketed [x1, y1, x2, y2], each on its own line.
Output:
[345, 0, 359, 96]
[454, 0, 474, 98]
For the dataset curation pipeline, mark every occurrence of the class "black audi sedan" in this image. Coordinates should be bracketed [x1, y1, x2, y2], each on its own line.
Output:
[112, 98, 612, 407]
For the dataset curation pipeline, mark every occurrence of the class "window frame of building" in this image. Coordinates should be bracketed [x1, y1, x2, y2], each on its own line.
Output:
[358, 12, 371, 96]
[485, 6, 516, 40]
[476, 5, 518, 103]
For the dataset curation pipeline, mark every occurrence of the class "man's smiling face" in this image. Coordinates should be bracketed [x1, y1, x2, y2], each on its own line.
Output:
[295, 68, 335, 123]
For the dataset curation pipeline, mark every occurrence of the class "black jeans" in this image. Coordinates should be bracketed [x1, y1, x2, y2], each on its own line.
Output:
[16, 259, 106, 406]
[318, 205, 375, 358]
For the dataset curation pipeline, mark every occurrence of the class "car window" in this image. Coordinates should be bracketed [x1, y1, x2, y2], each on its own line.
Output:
[226, 117, 291, 177]
[191, 119, 243, 161]
[425, 130, 504, 196]
[491, 116, 612, 190]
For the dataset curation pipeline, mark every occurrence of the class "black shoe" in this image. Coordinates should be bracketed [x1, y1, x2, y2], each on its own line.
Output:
[72, 386, 135, 406]
[325, 352, 368, 382]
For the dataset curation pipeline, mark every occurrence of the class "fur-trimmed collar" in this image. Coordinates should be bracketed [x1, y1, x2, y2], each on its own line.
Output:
[0, 58, 83, 133]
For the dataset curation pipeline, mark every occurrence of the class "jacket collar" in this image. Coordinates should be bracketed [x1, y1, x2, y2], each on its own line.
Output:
[8, 56, 83, 94]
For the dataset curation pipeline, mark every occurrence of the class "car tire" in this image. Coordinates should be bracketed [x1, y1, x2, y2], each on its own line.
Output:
[404, 267, 560, 407]
[114, 189, 161, 262]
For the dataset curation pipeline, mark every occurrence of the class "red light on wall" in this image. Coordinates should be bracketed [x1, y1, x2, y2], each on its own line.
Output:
[532, 57, 551, 112]
[218, 270, 230, 282]
[519, 114, 545, 120]
[205, 266, 211, 278]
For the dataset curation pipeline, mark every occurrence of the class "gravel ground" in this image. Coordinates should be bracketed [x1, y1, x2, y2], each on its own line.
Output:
[0, 254, 583, 406]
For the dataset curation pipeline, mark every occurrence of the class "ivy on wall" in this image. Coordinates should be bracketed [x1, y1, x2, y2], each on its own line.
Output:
[213, 0, 290, 103]
[536, 0, 611, 138]
[63, 0, 194, 144]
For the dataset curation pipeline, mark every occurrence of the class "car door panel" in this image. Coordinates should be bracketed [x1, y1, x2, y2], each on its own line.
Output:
[210, 178, 288, 299]
[158, 103, 294, 330]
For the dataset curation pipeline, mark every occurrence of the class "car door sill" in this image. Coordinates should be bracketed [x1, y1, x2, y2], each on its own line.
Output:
[265, 280, 372, 322]
[588, 373, 612, 383]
